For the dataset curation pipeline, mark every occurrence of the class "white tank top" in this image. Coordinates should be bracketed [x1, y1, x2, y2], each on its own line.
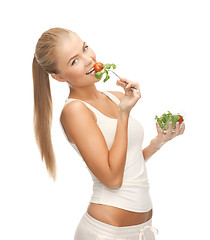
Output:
[60, 91, 153, 212]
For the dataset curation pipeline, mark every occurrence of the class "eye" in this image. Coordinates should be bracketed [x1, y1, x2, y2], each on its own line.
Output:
[83, 45, 89, 52]
[71, 59, 78, 65]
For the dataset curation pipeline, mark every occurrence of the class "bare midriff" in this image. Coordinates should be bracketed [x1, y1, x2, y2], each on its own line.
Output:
[87, 202, 153, 227]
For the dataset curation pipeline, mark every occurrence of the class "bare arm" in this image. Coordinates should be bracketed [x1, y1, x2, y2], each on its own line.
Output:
[142, 136, 165, 162]
[60, 79, 140, 189]
[108, 110, 129, 187]
[61, 101, 126, 189]
[143, 121, 185, 162]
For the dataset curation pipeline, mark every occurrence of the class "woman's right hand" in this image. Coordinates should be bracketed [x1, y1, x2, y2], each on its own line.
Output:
[116, 78, 141, 113]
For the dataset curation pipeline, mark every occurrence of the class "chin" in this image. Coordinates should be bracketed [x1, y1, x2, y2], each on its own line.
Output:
[86, 75, 102, 83]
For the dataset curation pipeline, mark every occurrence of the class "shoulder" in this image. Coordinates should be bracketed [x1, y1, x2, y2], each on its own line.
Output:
[107, 91, 124, 101]
[60, 100, 96, 124]
[61, 100, 86, 115]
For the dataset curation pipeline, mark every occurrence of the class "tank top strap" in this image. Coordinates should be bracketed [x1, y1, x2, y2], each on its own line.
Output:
[62, 91, 121, 121]
[64, 98, 100, 115]
[102, 91, 120, 105]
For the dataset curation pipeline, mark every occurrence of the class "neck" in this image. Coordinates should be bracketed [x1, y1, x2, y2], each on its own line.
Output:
[68, 83, 103, 101]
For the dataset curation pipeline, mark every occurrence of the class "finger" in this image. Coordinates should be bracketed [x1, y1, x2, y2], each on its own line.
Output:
[119, 78, 131, 85]
[120, 78, 140, 89]
[156, 122, 162, 134]
[126, 81, 140, 94]
[116, 79, 128, 89]
[125, 82, 132, 89]
[175, 122, 180, 135]
[135, 82, 141, 95]
[118, 78, 140, 88]
[116, 82, 127, 92]
[131, 84, 141, 98]
[179, 122, 185, 134]
[117, 78, 130, 88]
[125, 81, 140, 89]
[133, 87, 141, 98]
[117, 79, 141, 97]
[167, 122, 173, 136]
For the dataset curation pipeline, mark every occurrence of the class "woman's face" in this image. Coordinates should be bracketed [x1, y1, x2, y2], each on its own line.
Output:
[53, 33, 100, 87]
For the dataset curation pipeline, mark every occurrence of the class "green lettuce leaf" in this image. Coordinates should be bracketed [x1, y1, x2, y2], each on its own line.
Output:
[95, 71, 104, 79]
[94, 62, 117, 82]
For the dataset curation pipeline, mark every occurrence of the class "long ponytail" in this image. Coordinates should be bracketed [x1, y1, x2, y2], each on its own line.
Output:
[32, 27, 74, 181]
[32, 56, 56, 181]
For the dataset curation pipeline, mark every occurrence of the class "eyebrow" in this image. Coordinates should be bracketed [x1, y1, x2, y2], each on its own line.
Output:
[67, 42, 86, 64]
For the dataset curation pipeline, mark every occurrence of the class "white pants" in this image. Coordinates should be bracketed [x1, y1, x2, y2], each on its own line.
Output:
[74, 211, 158, 240]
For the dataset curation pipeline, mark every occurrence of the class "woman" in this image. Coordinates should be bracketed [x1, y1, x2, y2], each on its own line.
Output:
[32, 27, 185, 240]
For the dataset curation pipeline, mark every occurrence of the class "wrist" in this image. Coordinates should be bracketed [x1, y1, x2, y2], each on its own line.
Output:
[118, 108, 130, 119]
[150, 137, 165, 151]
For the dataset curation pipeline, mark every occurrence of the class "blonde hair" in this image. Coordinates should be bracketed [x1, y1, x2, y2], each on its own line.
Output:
[32, 27, 74, 181]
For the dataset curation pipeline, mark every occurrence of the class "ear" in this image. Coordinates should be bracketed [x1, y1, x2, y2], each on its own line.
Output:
[50, 73, 66, 83]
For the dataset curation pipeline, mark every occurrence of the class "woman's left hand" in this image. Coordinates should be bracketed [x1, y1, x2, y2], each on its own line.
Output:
[155, 121, 185, 146]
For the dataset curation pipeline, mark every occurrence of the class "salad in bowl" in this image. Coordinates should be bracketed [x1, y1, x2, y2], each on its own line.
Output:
[155, 111, 184, 133]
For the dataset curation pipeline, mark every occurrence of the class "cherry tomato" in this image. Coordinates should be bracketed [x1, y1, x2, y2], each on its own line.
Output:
[178, 114, 184, 124]
[94, 62, 104, 72]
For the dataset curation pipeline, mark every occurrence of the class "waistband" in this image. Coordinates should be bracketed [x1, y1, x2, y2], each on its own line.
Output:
[82, 211, 158, 239]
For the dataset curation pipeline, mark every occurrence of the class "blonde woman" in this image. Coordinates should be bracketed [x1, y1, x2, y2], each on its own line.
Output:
[32, 27, 185, 240]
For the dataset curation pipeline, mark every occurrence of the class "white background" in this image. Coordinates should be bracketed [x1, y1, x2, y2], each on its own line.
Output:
[0, 0, 209, 239]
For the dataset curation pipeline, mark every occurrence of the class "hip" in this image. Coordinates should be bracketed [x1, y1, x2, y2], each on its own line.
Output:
[74, 211, 158, 240]
[87, 202, 153, 227]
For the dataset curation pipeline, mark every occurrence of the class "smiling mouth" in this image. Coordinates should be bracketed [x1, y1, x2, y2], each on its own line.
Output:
[86, 67, 95, 75]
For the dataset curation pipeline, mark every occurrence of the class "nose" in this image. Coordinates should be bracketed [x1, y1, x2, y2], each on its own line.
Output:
[82, 52, 94, 63]
[84, 56, 95, 68]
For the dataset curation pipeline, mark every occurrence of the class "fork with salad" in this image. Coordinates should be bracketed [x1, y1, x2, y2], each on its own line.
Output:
[93, 62, 137, 92]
